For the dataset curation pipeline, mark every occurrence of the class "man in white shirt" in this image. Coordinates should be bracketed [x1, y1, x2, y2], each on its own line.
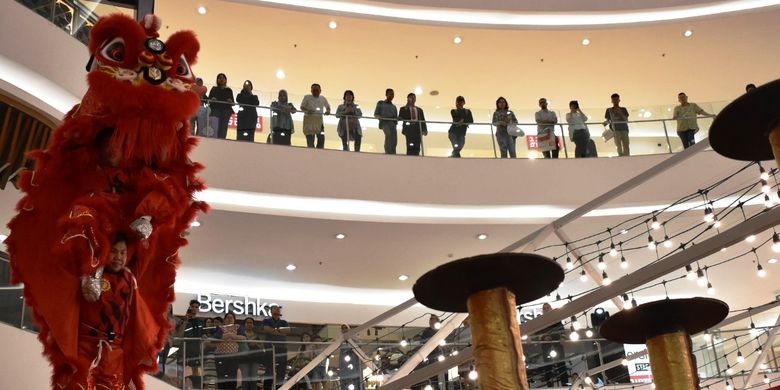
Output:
[535, 98, 559, 158]
[300, 83, 331, 149]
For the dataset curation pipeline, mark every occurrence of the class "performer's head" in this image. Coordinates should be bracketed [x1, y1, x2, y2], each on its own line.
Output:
[106, 233, 128, 272]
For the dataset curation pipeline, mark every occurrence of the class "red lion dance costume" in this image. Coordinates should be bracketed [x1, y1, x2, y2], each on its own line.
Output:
[6, 14, 207, 390]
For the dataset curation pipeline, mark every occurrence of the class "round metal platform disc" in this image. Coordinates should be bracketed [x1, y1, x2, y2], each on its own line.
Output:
[709, 79, 780, 161]
[412, 253, 564, 313]
[599, 297, 729, 344]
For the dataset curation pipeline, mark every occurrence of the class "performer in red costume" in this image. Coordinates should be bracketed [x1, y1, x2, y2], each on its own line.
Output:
[5, 13, 208, 390]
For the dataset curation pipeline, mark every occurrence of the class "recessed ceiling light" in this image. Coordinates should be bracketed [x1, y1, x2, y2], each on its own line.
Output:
[453, 36, 462, 44]
[197, 6, 207, 15]
[398, 274, 409, 281]
[286, 264, 297, 271]
[476, 233, 488, 240]
[581, 38, 591, 46]
[190, 220, 201, 227]
[275, 69, 286, 79]
[683, 29, 694, 38]
[335, 233, 346, 240]
[329, 21, 338, 29]
[770, 258, 778, 264]
[414, 86, 424, 95]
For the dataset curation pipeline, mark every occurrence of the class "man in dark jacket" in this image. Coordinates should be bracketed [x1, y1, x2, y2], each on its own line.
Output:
[399, 93, 428, 156]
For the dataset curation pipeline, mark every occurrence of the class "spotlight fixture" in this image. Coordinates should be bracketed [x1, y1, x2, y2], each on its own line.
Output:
[190, 220, 201, 227]
[453, 36, 463, 44]
[328, 21, 338, 29]
[335, 233, 346, 240]
[683, 29, 694, 37]
[769, 258, 778, 264]
[398, 274, 409, 281]
[197, 6, 207, 15]
[286, 264, 297, 271]
[746, 235, 756, 243]
[581, 38, 591, 46]
[476, 233, 488, 240]
[275, 69, 286, 79]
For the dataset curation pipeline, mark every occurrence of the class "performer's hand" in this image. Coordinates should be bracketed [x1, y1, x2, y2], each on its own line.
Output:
[130, 215, 153, 240]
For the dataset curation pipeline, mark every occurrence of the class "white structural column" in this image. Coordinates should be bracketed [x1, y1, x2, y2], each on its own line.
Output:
[279, 297, 418, 390]
[556, 228, 624, 310]
[384, 313, 469, 384]
[740, 314, 780, 389]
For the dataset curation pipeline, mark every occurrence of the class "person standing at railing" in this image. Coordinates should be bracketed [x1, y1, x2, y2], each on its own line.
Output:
[192, 77, 210, 137]
[566, 100, 591, 158]
[208, 73, 235, 139]
[604, 93, 631, 156]
[301, 83, 331, 149]
[448, 96, 473, 158]
[672, 92, 711, 149]
[239, 317, 263, 390]
[399, 93, 428, 156]
[536, 97, 560, 158]
[236, 80, 259, 143]
[338, 324, 364, 390]
[262, 305, 290, 389]
[214, 312, 245, 389]
[492, 97, 518, 158]
[270, 90, 297, 146]
[374, 88, 399, 154]
[177, 299, 207, 389]
[336, 90, 363, 152]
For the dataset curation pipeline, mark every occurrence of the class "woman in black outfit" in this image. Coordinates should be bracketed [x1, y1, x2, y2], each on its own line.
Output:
[208, 73, 235, 139]
[235, 80, 259, 142]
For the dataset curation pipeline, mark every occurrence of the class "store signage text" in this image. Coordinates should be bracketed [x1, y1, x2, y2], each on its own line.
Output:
[197, 293, 279, 317]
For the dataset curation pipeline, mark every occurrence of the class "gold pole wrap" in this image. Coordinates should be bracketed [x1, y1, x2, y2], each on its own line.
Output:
[768, 126, 780, 171]
[646, 331, 699, 390]
[466, 287, 528, 390]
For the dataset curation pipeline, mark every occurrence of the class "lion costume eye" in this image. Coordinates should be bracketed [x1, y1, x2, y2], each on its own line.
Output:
[174, 56, 193, 80]
[100, 37, 126, 63]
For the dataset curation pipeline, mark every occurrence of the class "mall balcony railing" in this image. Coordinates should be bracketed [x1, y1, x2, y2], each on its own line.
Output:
[193, 91, 722, 160]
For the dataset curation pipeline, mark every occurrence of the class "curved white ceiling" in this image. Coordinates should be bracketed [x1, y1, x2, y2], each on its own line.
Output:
[244, 0, 780, 27]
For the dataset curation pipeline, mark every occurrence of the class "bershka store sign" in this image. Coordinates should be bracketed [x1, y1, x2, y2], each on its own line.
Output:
[195, 293, 280, 317]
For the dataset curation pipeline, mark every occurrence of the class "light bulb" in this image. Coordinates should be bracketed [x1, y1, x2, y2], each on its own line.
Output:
[452, 350, 458, 356]
[566, 257, 574, 270]
[703, 331, 711, 342]
[521, 334, 528, 341]
[737, 351, 745, 364]
[746, 235, 756, 243]
[714, 219, 722, 229]
[399, 339, 408, 347]
[327, 370, 334, 377]
[584, 376, 593, 384]
[764, 374, 770, 384]
[586, 329, 594, 338]
[686, 265, 696, 280]
[375, 354, 381, 361]
[610, 244, 618, 257]
[598, 255, 606, 270]
[620, 256, 628, 269]
[468, 369, 478, 380]
[348, 384, 355, 390]
[760, 166, 769, 181]
[758, 264, 767, 277]
[703, 207, 714, 223]
[697, 269, 707, 286]
[762, 179, 770, 194]
[572, 318, 581, 331]
[651, 383, 656, 389]
[726, 365, 733, 375]
[434, 321, 442, 330]
[631, 298, 638, 308]
[602, 271, 611, 286]
[760, 362, 768, 370]
[773, 233, 780, 252]
[580, 270, 588, 282]
[663, 238, 673, 248]
[437, 355, 445, 362]
[569, 330, 579, 341]
[770, 258, 779, 264]
[651, 216, 660, 230]
[707, 282, 715, 295]
[438, 339, 446, 346]
[344, 355, 351, 362]
[648, 236, 656, 250]
[765, 194, 774, 208]
[726, 382, 733, 390]
[549, 349, 558, 358]
[621, 358, 629, 366]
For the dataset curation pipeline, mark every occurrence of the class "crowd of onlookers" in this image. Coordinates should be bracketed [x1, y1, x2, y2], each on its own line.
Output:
[188, 74, 755, 159]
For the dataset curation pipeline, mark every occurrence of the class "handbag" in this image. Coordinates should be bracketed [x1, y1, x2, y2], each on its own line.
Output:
[602, 126, 615, 141]
[507, 123, 525, 137]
